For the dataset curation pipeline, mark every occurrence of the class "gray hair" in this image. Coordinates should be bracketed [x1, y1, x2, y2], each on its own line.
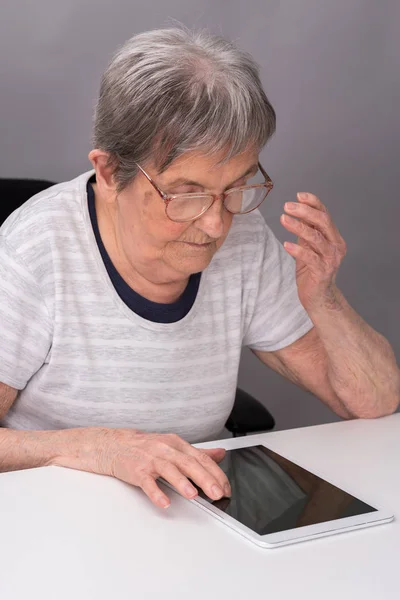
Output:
[93, 27, 276, 191]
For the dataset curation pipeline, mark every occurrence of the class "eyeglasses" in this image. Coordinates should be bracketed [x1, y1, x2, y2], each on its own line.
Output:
[135, 161, 273, 223]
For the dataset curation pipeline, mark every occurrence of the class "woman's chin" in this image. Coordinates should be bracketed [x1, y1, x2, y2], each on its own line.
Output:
[170, 246, 216, 274]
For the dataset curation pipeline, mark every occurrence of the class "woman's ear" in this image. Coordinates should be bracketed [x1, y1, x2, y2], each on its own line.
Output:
[88, 149, 116, 194]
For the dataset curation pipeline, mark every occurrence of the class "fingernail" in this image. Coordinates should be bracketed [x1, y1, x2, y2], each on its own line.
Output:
[211, 485, 223, 499]
[160, 497, 170, 508]
[282, 214, 294, 223]
[185, 484, 197, 498]
[285, 202, 297, 211]
[297, 192, 308, 201]
[224, 484, 232, 497]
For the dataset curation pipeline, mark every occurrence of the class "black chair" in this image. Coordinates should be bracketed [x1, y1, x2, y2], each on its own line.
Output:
[0, 177, 275, 436]
[0, 178, 56, 226]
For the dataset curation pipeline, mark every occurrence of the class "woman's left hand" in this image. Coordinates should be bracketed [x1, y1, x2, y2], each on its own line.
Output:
[280, 192, 347, 311]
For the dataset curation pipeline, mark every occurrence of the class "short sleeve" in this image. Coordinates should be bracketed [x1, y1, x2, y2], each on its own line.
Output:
[242, 222, 313, 352]
[0, 236, 53, 389]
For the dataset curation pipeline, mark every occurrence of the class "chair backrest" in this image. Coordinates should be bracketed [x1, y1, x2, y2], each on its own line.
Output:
[0, 178, 56, 226]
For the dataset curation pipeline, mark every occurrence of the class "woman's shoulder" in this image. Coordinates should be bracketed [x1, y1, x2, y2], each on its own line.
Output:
[0, 171, 92, 259]
[210, 209, 285, 287]
[220, 209, 274, 258]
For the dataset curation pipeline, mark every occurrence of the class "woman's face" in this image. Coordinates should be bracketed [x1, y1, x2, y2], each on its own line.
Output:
[95, 148, 259, 283]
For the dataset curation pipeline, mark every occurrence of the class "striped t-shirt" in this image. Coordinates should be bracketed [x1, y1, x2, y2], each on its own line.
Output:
[0, 171, 313, 442]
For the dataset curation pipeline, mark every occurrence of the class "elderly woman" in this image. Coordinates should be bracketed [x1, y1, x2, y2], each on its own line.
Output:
[0, 28, 398, 508]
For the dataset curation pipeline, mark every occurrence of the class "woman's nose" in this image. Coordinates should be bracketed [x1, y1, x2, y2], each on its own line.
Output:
[196, 196, 225, 238]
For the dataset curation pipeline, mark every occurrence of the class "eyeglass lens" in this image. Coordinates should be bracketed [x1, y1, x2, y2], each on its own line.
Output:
[166, 186, 269, 222]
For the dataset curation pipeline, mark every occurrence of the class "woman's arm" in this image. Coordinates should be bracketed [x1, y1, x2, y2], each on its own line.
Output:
[276, 192, 399, 417]
[254, 320, 399, 419]
[0, 383, 231, 508]
[0, 383, 97, 472]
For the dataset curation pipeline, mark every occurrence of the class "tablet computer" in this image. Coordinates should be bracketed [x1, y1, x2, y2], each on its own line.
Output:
[178, 443, 394, 548]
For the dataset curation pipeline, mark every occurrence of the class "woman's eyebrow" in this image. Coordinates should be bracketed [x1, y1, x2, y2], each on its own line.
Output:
[166, 164, 259, 191]
[227, 164, 259, 187]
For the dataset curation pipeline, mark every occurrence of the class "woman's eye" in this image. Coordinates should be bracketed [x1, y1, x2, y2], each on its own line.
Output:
[171, 186, 202, 194]
[230, 179, 247, 189]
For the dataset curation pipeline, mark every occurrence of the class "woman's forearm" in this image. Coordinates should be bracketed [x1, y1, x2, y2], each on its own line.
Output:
[309, 286, 400, 418]
[0, 427, 232, 509]
[0, 427, 102, 474]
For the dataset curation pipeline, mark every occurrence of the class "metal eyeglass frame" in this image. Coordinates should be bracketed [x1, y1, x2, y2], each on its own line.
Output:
[135, 161, 273, 223]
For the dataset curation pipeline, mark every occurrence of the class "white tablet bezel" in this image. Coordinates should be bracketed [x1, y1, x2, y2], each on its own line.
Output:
[168, 438, 394, 548]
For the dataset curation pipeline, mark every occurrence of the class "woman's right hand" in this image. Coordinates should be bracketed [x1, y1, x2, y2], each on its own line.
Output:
[53, 427, 231, 508]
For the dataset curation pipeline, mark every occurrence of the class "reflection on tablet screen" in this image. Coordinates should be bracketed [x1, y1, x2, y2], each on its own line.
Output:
[195, 446, 377, 535]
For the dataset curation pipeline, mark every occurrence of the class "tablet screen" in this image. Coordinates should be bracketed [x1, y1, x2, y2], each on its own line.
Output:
[195, 445, 377, 535]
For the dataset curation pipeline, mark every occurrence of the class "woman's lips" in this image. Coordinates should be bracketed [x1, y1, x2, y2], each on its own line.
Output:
[183, 241, 212, 247]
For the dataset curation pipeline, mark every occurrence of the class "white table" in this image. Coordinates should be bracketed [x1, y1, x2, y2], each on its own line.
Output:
[1, 414, 399, 600]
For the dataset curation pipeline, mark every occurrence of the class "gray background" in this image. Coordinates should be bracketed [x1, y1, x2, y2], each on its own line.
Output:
[0, 0, 398, 430]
